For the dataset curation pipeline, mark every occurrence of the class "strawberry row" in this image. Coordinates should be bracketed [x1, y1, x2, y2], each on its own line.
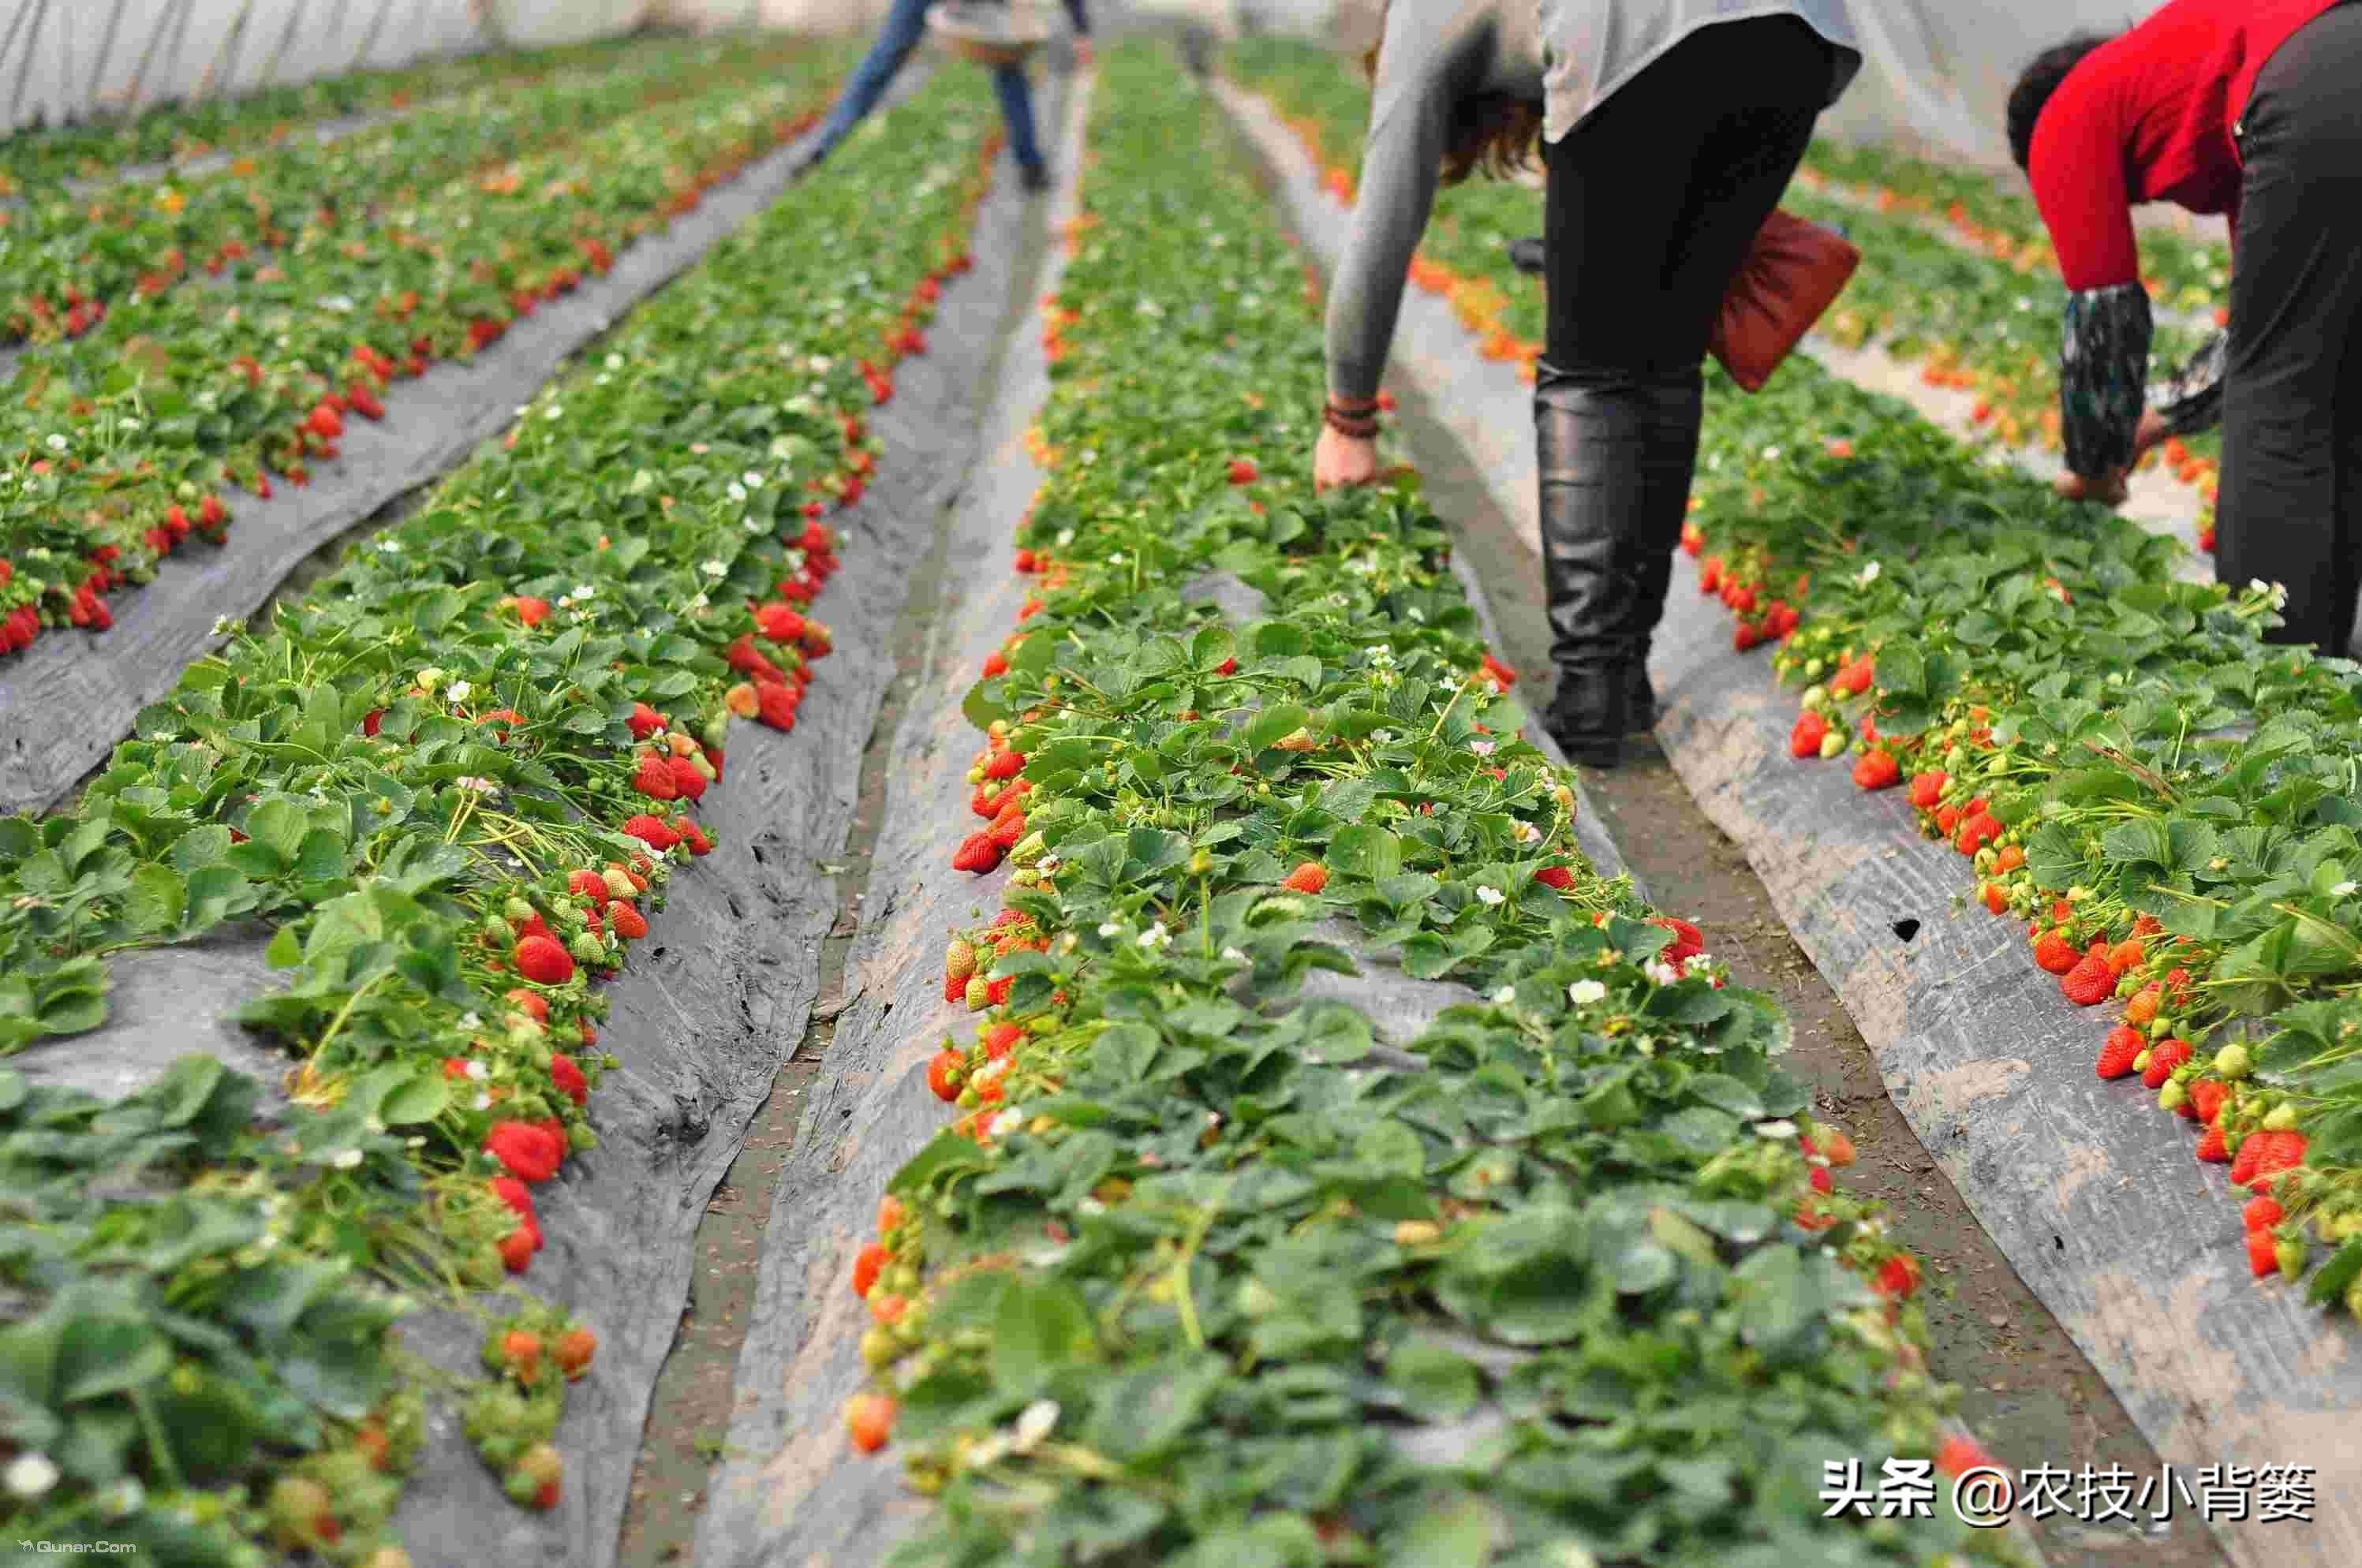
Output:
[1, 32, 823, 349]
[828, 45, 2019, 1566]
[0, 54, 843, 663]
[1242, 35, 2362, 1329]
[0, 76, 1003, 1562]
[0, 28, 716, 193]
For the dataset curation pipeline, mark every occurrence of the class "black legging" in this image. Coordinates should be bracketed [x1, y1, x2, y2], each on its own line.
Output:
[2215, 2, 2362, 658]
[1541, 17, 1834, 383]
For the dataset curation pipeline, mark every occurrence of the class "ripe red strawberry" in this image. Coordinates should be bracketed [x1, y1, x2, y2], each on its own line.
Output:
[1732, 620, 1762, 651]
[1818, 1129, 1858, 1167]
[2188, 1078, 2228, 1125]
[1534, 865, 1575, 890]
[757, 681, 798, 730]
[486, 1120, 563, 1183]
[981, 650, 1009, 678]
[554, 1326, 597, 1380]
[2061, 954, 2116, 1006]
[307, 403, 345, 439]
[491, 1176, 536, 1220]
[1851, 749, 1900, 790]
[623, 814, 679, 850]
[847, 1393, 896, 1453]
[2245, 1229, 2281, 1278]
[666, 755, 707, 801]
[677, 819, 712, 857]
[2095, 1025, 2143, 1080]
[852, 1241, 888, 1298]
[627, 701, 666, 740]
[1282, 862, 1329, 895]
[984, 1021, 1022, 1059]
[987, 811, 1027, 849]
[1873, 1255, 1921, 1300]
[2242, 1129, 2307, 1192]
[550, 1054, 589, 1106]
[1654, 917, 1706, 963]
[567, 870, 608, 899]
[756, 603, 805, 643]
[2031, 931, 2079, 974]
[1808, 1165, 1833, 1193]
[1227, 457, 1258, 485]
[951, 832, 1004, 874]
[1788, 711, 1830, 758]
[2141, 1037, 2192, 1090]
[1479, 653, 1518, 689]
[1934, 1435, 1999, 1479]
[1830, 657, 1874, 696]
[627, 752, 673, 800]
[927, 1050, 962, 1101]
[499, 1226, 540, 1274]
[984, 749, 1026, 781]
[514, 935, 575, 986]
[2196, 1123, 2230, 1163]
[2243, 1194, 2285, 1233]
[1954, 813, 2001, 855]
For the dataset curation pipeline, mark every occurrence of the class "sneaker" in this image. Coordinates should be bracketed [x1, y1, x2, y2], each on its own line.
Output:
[1019, 162, 1052, 194]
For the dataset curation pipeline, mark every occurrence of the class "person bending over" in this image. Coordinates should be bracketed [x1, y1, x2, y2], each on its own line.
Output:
[1318, 1, 1860, 766]
[2008, 0, 2362, 659]
[805, 0, 1092, 192]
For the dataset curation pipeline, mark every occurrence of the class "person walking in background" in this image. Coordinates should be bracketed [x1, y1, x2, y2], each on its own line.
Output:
[1317, 2, 1859, 767]
[802, 0, 1092, 192]
[2005, 1, 2362, 660]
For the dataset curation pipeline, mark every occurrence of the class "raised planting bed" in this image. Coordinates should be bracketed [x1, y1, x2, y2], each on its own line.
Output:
[1229, 60, 2360, 1568]
[0, 50, 862, 813]
[0, 71, 1019, 1566]
[695, 46, 2023, 1568]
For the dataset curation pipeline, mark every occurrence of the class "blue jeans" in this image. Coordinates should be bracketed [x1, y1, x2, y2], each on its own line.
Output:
[814, 0, 1045, 170]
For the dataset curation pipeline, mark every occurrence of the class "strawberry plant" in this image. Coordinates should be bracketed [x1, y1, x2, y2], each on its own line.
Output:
[1, 71, 1003, 1559]
[0, 47, 852, 659]
[832, 47, 2019, 1566]
[1245, 42, 2362, 1323]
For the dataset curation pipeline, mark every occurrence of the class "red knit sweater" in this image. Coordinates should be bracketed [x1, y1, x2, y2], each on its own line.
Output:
[2028, 0, 2341, 291]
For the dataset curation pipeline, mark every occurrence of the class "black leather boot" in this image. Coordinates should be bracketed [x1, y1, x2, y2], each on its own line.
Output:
[1508, 237, 1545, 277]
[1534, 365, 1702, 766]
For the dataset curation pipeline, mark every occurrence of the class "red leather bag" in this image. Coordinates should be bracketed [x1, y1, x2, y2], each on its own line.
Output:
[1711, 208, 1861, 394]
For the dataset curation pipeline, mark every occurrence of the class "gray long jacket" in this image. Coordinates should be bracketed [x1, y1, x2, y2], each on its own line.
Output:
[1325, 0, 1858, 403]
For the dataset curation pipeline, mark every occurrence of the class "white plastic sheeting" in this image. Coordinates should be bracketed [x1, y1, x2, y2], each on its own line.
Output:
[1258, 0, 2182, 170]
[0, 0, 652, 133]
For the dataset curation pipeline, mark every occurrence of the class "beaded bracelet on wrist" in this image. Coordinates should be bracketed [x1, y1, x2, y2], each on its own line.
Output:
[1323, 398, 1381, 439]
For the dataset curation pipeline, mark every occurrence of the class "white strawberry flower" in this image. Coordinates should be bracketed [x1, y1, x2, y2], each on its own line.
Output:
[6, 1451, 60, 1499]
[377, 537, 402, 553]
[45, 433, 68, 451]
[1754, 1119, 1800, 1139]
[473, 1092, 492, 1111]
[1221, 946, 1247, 963]
[1568, 979, 1606, 1006]
[1137, 924, 1171, 950]
[1857, 560, 1882, 586]
[1512, 821, 1542, 846]
[1683, 953, 1715, 977]
[445, 681, 471, 705]
[1097, 921, 1123, 939]
[1491, 985, 1517, 1006]
[1645, 959, 1682, 987]
[742, 470, 764, 488]
[1469, 740, 1497, 756]
[1760, 445, 1781, 461]
[1474, 885, 1505, 908]
[542, 404, 563, 421]
[572, 584, 596, 600]
[727, 483, 747, 503]
[989, 1107, 1023, 1137]
[332, 1148, 364, 1170]
[701, 559, 727, 578]
[465, 1060, 490, 1081]
[2336, 881, 2358, 898]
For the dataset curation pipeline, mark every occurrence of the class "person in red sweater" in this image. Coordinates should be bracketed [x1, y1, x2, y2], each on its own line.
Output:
[2007, 0, 2362, 657]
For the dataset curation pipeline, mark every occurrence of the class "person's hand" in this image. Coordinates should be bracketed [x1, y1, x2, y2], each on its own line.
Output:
[2054, 467, 2129, 506]
[2132, 407, 2170, 458]
[1314, 425, 1380, 491]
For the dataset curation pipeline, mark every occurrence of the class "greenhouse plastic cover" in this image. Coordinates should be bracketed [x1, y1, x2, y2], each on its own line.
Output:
[0, 0, 647, 135]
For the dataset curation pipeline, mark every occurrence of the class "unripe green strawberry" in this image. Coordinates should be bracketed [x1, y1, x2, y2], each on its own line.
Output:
[1800, 685, 1826, 711]
[2132, 1048, 2153, 1076]
[2157, 1079, 2188, 1113]
[966, 765, 986, 785]
[945, 939, 976, 982]
[702, 711, 730, 752]
[2333, 1211, 2362, 1242]
[2263, 1102, 2300, 1131]
[1804, 657, 1827, 680]
[603, 868, 637, 899]
[861, 1327, 898, 1368]
[2345, 1279, 2362, 1319]
[1945, 745, 1967, 772]
[568, 1123, 598, 1153]
[1818, 730, 1847, 760]
[963, 976, 989, 1010]
[267, 1477, 341, 1549]
[2150, 1017, 2175, 1039]
[2278, 1235, 2308, 1281]
[484, 913, 513, 942]
[1011, 831, 1047, 867]
[690, 750, 718, 782]
[504, 897, 536, 923]
[569, 932, 603, 966]
[2214, 1043, 2252, 1080]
